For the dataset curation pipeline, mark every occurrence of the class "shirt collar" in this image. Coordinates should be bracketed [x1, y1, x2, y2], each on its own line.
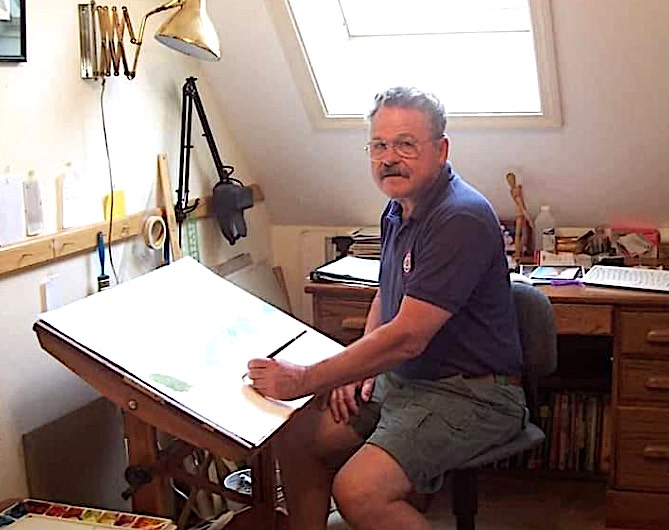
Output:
[409, 162, 455, 222]
[383, 162, 456, 225]
[386, 199, 403, 224]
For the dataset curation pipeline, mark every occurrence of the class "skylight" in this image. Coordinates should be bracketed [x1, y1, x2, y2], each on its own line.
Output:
[339, 0, 531, 36]
[268, 0, 561, 128]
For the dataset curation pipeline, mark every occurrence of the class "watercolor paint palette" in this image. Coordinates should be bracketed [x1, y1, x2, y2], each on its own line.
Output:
[0, 500, 176, 529]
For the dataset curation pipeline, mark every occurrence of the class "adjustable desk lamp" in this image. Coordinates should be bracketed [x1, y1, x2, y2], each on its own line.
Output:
[176, 77, 254, 246]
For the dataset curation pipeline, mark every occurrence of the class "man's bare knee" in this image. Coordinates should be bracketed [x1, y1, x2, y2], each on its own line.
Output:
[277, 399, 364, 463]
[332, 444, 415, 524]
[332, 464, 373, 512]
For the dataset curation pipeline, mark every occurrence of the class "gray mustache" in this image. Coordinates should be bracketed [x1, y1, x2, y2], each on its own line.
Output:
[380, 165, 408, 178]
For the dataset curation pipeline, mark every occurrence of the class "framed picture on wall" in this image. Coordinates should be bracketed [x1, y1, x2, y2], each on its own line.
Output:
[0, 0, 26, 62]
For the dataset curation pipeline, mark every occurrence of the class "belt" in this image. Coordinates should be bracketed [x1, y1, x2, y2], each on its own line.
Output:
[464, 374, 523, 386]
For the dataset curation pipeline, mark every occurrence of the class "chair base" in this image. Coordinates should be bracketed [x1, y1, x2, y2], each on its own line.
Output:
[452, 469, 478, 530]
[455, 516, 475, 530]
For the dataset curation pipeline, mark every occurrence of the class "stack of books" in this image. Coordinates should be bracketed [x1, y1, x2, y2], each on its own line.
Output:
[347, 227, 381, 259]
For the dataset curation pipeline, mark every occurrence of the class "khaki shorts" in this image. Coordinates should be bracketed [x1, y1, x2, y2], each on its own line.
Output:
[350, 372, 528, 493]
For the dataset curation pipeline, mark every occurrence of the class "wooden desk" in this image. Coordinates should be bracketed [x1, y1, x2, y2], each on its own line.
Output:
[33, 323, 285, 530]
[305, 281, 669, 530]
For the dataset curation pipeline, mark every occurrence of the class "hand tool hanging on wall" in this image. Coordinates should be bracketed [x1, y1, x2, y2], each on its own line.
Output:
[96, 231, 111, 291]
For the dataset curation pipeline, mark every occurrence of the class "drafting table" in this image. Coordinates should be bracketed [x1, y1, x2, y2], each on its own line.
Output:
[33, 258, 343, 529]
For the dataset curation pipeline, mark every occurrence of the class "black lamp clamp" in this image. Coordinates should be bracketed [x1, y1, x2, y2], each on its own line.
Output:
[177, 76, 254, 246]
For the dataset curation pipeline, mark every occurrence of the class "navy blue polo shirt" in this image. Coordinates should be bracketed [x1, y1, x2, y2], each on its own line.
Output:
[379, 163, 522, 379]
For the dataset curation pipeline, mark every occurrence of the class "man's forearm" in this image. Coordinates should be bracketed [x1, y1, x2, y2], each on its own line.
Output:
[303, 320, 420, 395]
[364, 291, 382, 335]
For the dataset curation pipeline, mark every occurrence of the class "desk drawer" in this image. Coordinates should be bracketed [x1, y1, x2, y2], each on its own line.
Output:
[617, 407, 669, 491]
[313, 297, 369, 345]
[621, 312, 669, 356]
[552, 304, 613, 335]
[620, 359, 669, 404]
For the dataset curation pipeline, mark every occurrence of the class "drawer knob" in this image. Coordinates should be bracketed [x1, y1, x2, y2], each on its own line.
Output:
[646, 330, 669, 344]
[645, 376, 669, 391]
[643, 446, 669, 460]
[341, 317, 366, 331]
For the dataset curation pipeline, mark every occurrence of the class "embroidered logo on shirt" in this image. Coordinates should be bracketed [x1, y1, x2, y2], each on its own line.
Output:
[403, 251, 413, 274]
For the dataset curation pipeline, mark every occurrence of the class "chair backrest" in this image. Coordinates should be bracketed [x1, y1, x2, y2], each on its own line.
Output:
[511, 282, 558, 418]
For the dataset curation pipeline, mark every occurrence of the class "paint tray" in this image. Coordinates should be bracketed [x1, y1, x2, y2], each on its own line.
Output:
[0, 499, 176, 529]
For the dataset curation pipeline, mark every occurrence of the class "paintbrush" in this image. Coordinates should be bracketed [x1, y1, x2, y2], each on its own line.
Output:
[96, 231, 110, 291]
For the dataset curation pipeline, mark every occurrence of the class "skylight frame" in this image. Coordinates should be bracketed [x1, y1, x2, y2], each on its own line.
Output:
[266, 0, 562, 130]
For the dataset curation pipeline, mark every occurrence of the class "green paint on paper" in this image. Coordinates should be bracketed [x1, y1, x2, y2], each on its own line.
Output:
[150, 374, 192, 392]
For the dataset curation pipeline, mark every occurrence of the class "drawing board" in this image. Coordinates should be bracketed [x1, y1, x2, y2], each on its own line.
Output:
[36, 257, 344, 447]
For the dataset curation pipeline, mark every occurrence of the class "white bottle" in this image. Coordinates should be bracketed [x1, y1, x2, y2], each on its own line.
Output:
[533, 205, 556, 253]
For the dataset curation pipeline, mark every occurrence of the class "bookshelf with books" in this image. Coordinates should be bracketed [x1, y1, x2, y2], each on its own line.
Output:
[485, 389, 611, 480]
[539, 334, 612, 476]
[490, 333, 613, 479]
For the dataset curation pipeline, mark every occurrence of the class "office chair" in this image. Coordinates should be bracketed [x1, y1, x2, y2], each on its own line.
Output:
[450, 282, 558, 530]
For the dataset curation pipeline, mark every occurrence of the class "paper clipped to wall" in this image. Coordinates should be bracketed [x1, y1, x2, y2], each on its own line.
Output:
[0, 172, 26, 246]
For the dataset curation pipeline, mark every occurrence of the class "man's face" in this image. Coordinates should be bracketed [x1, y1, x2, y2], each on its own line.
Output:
[369, 106, 448, 204]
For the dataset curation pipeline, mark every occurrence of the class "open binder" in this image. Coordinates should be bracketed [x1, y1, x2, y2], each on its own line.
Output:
[33, 257, 344, 450]
[310, 255, 380, 287]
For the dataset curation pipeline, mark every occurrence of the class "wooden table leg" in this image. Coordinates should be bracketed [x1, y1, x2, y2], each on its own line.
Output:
[251, 446, 278, 528]
[122, 411, 172, 517]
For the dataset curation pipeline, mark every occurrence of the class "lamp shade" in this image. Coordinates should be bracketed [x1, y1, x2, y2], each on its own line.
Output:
[155, 0, 220, 61]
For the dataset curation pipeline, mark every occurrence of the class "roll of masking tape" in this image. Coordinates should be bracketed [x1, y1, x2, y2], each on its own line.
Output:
[143, 215, 167, 250]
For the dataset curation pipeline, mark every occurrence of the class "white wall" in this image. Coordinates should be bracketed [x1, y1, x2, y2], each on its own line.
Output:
[205, 0, 669, 230]
[0, 0, 272, 498]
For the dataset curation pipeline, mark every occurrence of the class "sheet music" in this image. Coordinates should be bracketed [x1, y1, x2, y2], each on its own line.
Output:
[38, 257, 344, 447]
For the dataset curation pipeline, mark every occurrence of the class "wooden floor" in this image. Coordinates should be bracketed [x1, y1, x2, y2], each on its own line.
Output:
[328, 474, 609, 530]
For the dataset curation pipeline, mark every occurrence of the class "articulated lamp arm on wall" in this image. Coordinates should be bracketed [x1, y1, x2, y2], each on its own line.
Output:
[78, 0, 220, 80]
[177, 77, 254, 247]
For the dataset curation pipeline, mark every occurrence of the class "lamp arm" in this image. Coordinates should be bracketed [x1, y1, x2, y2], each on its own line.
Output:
[127, 0, 183, 79]
[186, 78, 233, 183]
[175, 77, 234, 239]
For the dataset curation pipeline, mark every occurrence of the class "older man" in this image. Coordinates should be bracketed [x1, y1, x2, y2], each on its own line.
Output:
[248, 87, 527, 530]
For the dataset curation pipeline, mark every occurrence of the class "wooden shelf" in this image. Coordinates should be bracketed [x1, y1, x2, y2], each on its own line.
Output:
[0, 183, 264, 279]
[0, 208, 161, 278]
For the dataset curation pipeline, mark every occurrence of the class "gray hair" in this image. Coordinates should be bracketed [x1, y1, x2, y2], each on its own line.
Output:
[368, 87, 447, 138]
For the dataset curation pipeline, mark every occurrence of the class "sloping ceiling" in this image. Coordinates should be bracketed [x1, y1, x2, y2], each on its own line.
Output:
[202, 0, 669, 229]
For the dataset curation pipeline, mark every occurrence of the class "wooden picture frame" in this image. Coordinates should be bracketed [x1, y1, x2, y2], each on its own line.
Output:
[0, 0, 26, 62]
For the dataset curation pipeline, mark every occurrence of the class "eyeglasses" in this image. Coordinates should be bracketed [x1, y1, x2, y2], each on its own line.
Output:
[363, 136, 442, 161]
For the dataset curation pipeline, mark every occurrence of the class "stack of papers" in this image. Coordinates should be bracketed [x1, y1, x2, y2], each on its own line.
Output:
[310, 255, 380, 287]
[347, 227, 381, 259]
